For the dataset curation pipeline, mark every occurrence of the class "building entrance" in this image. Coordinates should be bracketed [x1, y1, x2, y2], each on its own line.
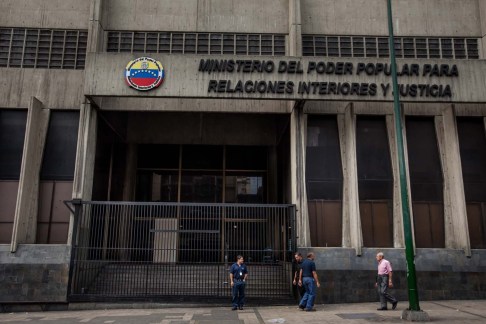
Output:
[70, 111, 294, 301]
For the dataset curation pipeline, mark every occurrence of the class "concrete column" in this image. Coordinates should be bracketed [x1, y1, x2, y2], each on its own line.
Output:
[435, 105, 471, 256]
[10, 97, 50, 252]
[479, 0, 486, 58]
[268, 146, 278, 203]
[87, 0, 105, 53]
[338, 104, 362, 255]
[72, 103, 98, 201]
[290, 103, 310, 247]
[386, 115, 405, 248]
[69, 103, 98, 246]
[289, 0, 302, 56]
[289, 1, 308, 245]
[122, 144, 137, 201]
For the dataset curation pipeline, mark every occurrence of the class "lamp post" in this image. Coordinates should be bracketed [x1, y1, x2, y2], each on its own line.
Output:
[386, 0, 420, 312]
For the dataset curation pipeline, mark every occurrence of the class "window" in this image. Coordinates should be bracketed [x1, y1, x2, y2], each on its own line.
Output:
[0, 110, 27, 244]
[0, 28, 87, 69]
[37, 111, 80, 244]
[136, 145, 267, 204]
[302, 35, 480, 59]
[306, 115, 343, 247]
[406, 117, 444, 248]
[457, 117, 486, 249]
[356, 116, 393, 247]
[107, 31, 286, 56]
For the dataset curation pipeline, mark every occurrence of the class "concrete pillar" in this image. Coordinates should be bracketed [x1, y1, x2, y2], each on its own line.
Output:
[288, 1, 309, 246]
[10, 97, 50, 252]
[72, 103, 98, 201]
[386, 114, 406, 248]
[338, 104, 362, 255]
[268, 146, 278, 203]
[289, 0, 302, 56]
[479, 0, 486, 58]
[69, 103, 98, 246]
[87, 0, 106, 53]
[290, 103, 310, 247]
[435, 105, 471, 256]
[122, 144, 137, 201]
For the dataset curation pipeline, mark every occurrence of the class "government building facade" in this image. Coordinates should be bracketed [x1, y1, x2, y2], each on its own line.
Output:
[1, 0, 486, 304]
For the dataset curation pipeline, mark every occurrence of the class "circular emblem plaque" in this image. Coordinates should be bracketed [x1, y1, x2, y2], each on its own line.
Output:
[125, 57, 165, 91]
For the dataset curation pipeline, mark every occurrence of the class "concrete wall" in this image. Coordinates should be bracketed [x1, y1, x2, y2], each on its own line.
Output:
[85, 53, 486, 103]
[103, 0, 289, 33]
[0, 70, 84, 110]
[0, 0, 90, 29]
[302, 0, 481, 36]
[0, 245, 70, 302]
[298, 247, 486, 303]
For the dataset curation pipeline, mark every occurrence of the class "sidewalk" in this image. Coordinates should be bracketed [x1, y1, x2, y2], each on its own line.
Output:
[1, 300, 485, 323]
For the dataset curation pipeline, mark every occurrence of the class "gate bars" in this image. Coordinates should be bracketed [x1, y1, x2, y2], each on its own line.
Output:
[65, 200, 296, 300]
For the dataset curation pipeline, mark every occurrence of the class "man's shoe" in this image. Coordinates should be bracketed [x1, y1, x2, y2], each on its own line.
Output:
[298, 305, 305, 310]
[377, 307, 388, 311]
[305, 308, 316, 312]
[232, 306, 237, 311]
[392, 302, 398, 310]
[239, 306, 243, 310]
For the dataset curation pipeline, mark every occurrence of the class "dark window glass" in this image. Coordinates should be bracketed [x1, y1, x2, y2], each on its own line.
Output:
[365, 37, 377, 57]
[356, 115, 393, 247]
[225, 174, 264, 203]
[406, 117, 444, 248]
[226, 146, 267, 170]
[136, 170, 179, 202]
[182, 145, 223, 170]
[457, 117, 486, 201]
[180, 172, 222, 203]
[40, 111, 80, 180]
[356, 116, 393, 200]
[377, 37, 389, 58]
[302, 35, 314, 56]
[0, 110, 28, 180]
[306, 115, 343, 200]
[457, 117, 486, 249]
[406, 117, 443, 201]
[138, 144, 180, 169]
[306, 115, 343, 247]
[328, 37, 339, 57]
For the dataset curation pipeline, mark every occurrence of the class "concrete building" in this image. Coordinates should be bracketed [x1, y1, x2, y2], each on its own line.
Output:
[1, 0, 486, 304]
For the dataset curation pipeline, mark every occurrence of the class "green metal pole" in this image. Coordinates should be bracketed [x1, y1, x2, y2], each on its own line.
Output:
[386, 0, 420, 311]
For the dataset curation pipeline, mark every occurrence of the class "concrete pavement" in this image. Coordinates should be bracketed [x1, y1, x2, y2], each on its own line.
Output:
[1, 300, 486, 323]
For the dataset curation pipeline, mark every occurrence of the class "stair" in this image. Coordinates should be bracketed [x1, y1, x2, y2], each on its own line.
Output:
[79, 263, 293, 299]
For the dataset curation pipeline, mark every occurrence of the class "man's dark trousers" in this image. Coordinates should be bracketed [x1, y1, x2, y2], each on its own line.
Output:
[377, 275, 397, 309]
[232, 281, 246, 308]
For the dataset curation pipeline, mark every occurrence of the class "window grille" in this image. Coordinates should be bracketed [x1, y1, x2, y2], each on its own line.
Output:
[303, 35, 480, 59]
[0, 28, 87, 69]
[107, 31, 286, 56]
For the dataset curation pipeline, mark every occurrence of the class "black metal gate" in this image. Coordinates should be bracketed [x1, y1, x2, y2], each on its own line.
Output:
[65, 200, 296, 301]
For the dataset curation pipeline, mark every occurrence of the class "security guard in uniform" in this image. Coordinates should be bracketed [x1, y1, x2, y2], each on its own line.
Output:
[229, 255, 248, 310]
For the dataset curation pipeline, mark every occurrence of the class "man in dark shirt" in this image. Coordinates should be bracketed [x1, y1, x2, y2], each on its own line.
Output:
[229, 255, 248, 310]
[293, 252, 305, 298]
[298, 252, 320, 312]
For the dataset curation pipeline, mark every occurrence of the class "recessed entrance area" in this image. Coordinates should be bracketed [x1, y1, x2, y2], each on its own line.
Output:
[69, 109, 295, 301]
[91, 111, 290, 205]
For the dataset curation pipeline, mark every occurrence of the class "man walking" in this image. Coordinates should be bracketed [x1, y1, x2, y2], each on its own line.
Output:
[229, 255, 248, 310]
[298, 252, 320, 312]
[293, 252, 305, 298]
[375, 252, 398, 310]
